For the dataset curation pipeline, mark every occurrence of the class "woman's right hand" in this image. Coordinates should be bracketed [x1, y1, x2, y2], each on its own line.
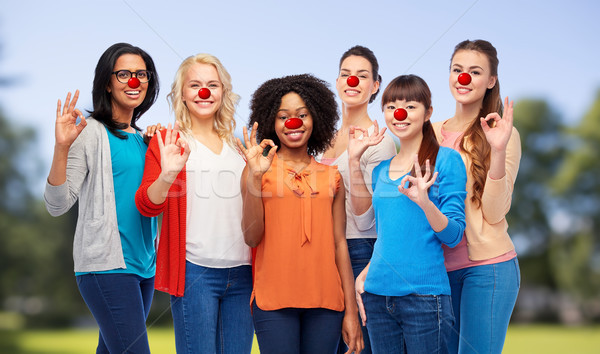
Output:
[355, 267, 368, 326]
[157, 122, 191, 185]
[236, 122, 277, 176]
[55, 90, 87, 148]
[347, 120, 387, 162]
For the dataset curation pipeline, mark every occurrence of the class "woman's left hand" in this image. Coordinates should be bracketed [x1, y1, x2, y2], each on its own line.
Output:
[342, 311, 364, 354]
[481, 96, 514, 152]
[398, 155, 438, 209]
[143, 123, 162, 145]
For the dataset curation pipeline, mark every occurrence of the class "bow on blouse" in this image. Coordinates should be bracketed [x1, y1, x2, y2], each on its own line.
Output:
[285, 168, 319, 246]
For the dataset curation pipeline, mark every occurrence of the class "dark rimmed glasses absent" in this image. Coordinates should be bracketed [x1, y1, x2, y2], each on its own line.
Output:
[112, 70, 151, 84]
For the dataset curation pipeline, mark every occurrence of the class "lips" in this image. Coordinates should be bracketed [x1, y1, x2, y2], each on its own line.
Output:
[456, 86, 472, 94]
[125, 90, 141, 98]
[284, 130, 305, 141]
[345, 89, 360, 96]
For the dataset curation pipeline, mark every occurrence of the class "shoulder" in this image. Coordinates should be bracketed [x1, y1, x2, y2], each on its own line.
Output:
[437, 147, 466, 171]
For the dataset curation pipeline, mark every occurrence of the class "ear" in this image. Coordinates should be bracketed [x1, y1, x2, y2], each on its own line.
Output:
[488, 76, 497, 89]
[425, 106, 433, 122]
[371, 80, 380, 96]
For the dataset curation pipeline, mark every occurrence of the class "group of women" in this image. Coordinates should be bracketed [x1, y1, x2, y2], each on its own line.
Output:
[44, 39, 521, 354]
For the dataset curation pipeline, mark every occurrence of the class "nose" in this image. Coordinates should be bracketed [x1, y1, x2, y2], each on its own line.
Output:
[128, 77, 141, 88]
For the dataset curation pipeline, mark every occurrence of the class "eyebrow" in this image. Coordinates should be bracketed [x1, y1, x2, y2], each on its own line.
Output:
[340, 68, 371, 74]
[452, 63, 485, 71]
[277, 106, 308, 113]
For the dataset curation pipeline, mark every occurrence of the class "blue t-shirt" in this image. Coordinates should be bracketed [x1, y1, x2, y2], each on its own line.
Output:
[365, 146, 466, 297]
[76, 128, 157, 278]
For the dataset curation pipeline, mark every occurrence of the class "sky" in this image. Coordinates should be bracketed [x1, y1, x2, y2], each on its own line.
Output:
[0, 0, 599, 194]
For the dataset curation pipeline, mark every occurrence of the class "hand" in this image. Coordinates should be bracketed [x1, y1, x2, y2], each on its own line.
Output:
[398, 155, 438, 209]
[342, 311, 364, 354]
[157, 122, 190, 184]
[347, 120, 387, 162]
[55, 90, 87, 147]
[144, 123, 162, 145]
[481, 96, 514, 152]
[355, 268, 368, 328]
[236, 122, 277, 176]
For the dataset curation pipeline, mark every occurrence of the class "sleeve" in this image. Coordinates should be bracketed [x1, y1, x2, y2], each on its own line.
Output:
[44, 130, 89, 217]
[481, 127, 521, 224]
[135, 132, 167, 217]
[434, 149, 467, 248]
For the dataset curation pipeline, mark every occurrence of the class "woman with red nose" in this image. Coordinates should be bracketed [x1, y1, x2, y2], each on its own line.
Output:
[135, 53, 254, 353]
[238, 74, 363, 354]
[432, 39, 521, 354]
[44, 43, 160, 353]
[319, 45, 396, 354]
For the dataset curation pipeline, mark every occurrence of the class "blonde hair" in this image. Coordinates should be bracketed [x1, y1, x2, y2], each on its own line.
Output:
[168, 53, 240, 145]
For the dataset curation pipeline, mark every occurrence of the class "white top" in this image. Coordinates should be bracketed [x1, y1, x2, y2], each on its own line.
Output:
[185, 137, 251, 267]
[317, 125, 397, 239]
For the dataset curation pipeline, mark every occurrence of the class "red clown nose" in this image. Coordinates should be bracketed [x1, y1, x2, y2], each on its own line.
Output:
[347, 76, 359, 87]
[394, 108, 408, 121]
[458, 73, 472, 85]
[128, 77, 140, 88]
[198, 88, 211, 99]
[284, 118, 303, 129]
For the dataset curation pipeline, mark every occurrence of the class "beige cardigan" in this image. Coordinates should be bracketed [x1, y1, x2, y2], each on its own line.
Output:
[432, 120, 521, 261]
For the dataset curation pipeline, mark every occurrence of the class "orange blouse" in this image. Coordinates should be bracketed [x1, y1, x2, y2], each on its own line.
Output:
[252, 154, 344, 311]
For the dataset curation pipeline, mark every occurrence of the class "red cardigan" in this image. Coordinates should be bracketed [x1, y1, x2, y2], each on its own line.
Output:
[135, 130, 187, 297]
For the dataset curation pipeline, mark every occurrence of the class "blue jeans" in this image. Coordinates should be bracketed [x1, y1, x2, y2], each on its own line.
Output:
[76, 273, 154, 354]
[447, 257, 521, 354]
[337, 238, 376, 354]
[363, 292, 454, 354]
[170, 262, 254, 354]
[252, 301, 344, 354]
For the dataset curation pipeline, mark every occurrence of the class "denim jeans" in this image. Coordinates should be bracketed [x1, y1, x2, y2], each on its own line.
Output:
[363, 292, 454, 354]
[337, 238, 376, 354]
[252, 301, 344, 354]
[76, 273, 154, 354]
[447, 257, 521, 354]
[170, 262, 253, 354]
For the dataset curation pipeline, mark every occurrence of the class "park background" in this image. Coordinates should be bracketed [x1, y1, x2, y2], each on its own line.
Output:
[1, 0, 600, 352]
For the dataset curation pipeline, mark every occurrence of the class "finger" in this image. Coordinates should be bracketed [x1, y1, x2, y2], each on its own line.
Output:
[56, 99, 62, 120]
[356, 292, 367, 326]
[169, 123, 179, 144]
[164, 123, 173, 146]
[157, 128, 165, 152]
[73, 108, 84, 121]
[69, 90, 80, 113]
[242, 126, 251, 147]
[373, 120, 379, 135]
[250, 122, 258, 145]
[180, 140, 192, 161]
[62, 92, 72, 116]
[258, 139, 275, 149]
[76, 116, 87, 133]
[423, 159, 431, 180]
[428, 171, 439, 186]
[236, 137, 248, 155]
[265, 145, 278, 162]
[413, 154, 422, 179]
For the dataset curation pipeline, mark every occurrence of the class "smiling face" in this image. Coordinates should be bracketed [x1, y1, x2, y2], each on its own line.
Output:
[275, 92, 313, 151]
[107, 54, 148, 120]
[181, 62, 223, 122]
[336, 55, 380, 107]
[384, 99, 432, 142]
[449, 49, 497, 107]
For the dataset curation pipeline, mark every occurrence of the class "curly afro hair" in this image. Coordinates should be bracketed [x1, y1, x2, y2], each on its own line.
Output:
[248, 74, 339, 156]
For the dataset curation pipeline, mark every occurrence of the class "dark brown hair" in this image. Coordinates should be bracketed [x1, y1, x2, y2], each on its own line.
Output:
[451, 39, 502, 207]
[382, 74, 439, 181]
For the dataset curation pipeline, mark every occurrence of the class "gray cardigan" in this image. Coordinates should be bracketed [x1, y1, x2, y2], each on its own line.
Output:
[44, 118, 126, 273]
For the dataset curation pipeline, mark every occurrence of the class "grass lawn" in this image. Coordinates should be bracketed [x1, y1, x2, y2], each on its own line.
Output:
[1, 324, 599, 353]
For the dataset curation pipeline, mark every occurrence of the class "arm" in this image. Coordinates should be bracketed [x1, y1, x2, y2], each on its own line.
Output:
[237, 122, 277, 247]
[45, 91, 88, 216]
[398, 153, 466, 247]
[348, 121, 388, 216]
[333, 178, 363, 354]
[480, 98, 522, 223]
[135, 123, 190, 217]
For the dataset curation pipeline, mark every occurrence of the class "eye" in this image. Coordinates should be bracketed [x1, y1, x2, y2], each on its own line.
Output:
[340, 73, 349, 78]
[137, 71, 148, 79]
[278, 115, 288, 120]
[452, 68, 462, 74]
[209, 83, 220, 88]
[359, 75, 368, 79]
[191, 83, 199, 88]
[471, 70, 481, 76]
[406, 105, 416, 110]
[117, 71, 130, 80]
[386, 105, 396, 110]
[298, 113, 308, 119]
